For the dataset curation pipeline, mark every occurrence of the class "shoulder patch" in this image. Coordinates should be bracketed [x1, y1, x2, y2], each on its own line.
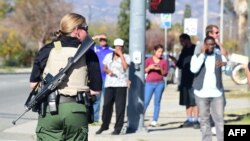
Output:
[53, 41, 62, 51]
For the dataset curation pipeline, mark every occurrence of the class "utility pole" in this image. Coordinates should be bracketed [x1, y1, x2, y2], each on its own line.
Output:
[87, 4, 92, 24]
[248, 0, 250, 59]
[127, 0, 147, 133]
[203, 0, 208, 39]
[164, 28, 168, 55]
[247, 0, 250, 90]
[220, 0, 224, 43]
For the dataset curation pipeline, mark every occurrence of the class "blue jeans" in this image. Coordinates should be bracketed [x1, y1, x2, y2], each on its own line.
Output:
[195, 95, 224, 141]
[93, 83, 105, 122]
[144, 81, 165, 121]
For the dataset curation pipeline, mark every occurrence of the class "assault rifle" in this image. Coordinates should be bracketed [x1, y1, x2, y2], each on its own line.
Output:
[12, 35, 95, 125]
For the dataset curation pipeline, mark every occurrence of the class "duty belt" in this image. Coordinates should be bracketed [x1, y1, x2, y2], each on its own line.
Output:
[59, 95, 77, 103]
[59, 91, 88, 104]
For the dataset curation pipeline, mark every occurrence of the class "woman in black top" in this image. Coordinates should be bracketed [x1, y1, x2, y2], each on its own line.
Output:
[29, 13, 102, 141]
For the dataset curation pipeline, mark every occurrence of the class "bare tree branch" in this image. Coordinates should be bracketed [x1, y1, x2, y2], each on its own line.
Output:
[7, 0, 72, 49]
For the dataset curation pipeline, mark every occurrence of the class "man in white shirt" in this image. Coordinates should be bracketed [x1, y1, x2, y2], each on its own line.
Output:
[190, 36, 227, 141]
[194, 24, 228, 135]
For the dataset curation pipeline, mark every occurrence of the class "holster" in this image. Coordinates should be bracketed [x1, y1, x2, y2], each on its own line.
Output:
[39, 101, 47, 117]
[77, 91, 95, 123]
[76, 91, 96, 105]
[37, 91, 59, 117]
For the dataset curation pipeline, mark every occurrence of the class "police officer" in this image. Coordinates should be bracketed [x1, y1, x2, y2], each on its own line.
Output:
[29, 13, 102, 141]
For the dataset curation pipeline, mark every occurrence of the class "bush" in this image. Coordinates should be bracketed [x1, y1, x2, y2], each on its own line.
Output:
[3, 57, 19, 66]
[2, 49, 34, 67]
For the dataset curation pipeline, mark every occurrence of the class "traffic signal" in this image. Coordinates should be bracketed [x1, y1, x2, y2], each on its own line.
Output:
[149, 0, 175, 14]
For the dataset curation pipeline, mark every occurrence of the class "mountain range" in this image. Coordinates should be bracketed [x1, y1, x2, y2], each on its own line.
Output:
[70, 0, 122, 23]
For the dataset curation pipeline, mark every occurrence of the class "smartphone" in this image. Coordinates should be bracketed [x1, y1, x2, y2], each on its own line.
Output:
[154, 64, 159, 67]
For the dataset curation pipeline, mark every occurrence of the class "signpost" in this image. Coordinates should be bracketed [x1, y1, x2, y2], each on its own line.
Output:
[161, 14, 171, 60]
[161, 14, 171, 85]
[161, 14, 172, 29]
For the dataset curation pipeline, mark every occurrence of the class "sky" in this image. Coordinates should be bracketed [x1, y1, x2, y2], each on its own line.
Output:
[70, 0, 121, 24]
[70, 0, 221, 22]
[70, 0, 222, 38]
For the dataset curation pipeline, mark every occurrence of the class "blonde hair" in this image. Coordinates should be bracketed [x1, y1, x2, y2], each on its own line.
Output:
[55, 13, 86, 39]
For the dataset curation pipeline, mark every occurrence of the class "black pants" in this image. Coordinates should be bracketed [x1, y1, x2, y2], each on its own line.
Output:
[101, 87, 127, 133]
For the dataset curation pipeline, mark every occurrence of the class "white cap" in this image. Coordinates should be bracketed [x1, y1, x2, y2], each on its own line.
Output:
[114, 38, 124, 46]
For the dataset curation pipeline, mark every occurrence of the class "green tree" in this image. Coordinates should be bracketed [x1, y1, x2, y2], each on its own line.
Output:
[182, 4, 192, 26]
[219, 0, 247, 54]
[0, 29, 25, 66]
[88, 22, 117, 47]
[223, 0, 236, 17]
[0, 0, 12, 20]
[117, 0, 130, 51]
[146, 18, 151, 31]
[169, 22, 183, 34]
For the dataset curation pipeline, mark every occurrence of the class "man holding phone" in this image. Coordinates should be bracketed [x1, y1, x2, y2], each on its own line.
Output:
[194, 25, 228, 135]
[190, 36, 227, 141]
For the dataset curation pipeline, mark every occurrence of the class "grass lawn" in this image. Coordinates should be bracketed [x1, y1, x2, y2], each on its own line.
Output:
[0, 67, 31, 73]
[225, 108, 250, 125]
[226, 114, 250, 125]
[0, 67, 16, 73]
[225, 91, 250, 99]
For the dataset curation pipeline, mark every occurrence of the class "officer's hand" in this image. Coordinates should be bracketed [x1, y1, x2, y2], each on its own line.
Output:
[30, 82, 38, 89]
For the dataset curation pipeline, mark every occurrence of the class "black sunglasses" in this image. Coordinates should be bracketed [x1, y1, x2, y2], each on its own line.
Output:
[78, 25, 88, 32]
[99, 38, 107, 42]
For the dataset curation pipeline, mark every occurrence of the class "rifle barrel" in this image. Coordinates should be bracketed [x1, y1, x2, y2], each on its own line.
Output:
[12, 108, 30, 125]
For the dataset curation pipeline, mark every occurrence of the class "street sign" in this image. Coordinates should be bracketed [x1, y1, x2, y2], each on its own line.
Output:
[184, 18, 198, 35]
[161, 14, 171, 29]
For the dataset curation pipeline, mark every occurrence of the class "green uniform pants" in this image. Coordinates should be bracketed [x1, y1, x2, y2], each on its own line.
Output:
[36, 102, 88, 141]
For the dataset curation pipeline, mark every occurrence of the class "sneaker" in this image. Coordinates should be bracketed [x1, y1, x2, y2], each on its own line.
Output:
[95, 128, 108, 135]
[111, 131, 120, 135]
[193, 121, 200, 129]
[150, 121, 157, 127]
[180, 120, 193, 128]
[211, 127, 216, 136]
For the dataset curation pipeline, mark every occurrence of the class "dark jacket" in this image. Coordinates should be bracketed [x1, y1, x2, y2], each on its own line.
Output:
[176, 44, 195, 88]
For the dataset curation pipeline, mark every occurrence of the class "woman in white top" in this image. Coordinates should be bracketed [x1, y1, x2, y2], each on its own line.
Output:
[96, 38, 130, 135]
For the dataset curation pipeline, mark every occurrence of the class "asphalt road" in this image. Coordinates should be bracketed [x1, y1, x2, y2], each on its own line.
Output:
[0, 74, 37, 139]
